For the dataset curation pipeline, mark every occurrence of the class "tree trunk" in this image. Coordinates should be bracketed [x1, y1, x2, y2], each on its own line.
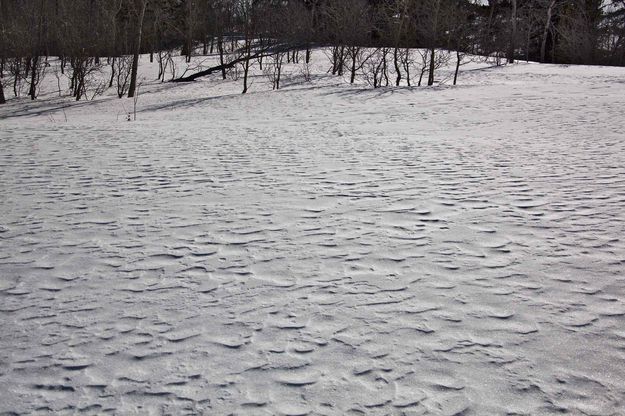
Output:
[428, 0, 440, 86]
[338, 46, 345, 76]
[75, 64, 85, 101]
[29, 56, 39, 100]
[404, 48, 411, 86]
[242, 41, 251, 94]
[69, 65, 76, 95]
[158, 52, 164, 81]
[428, 47, 435, 86]
[487, 0, 497, 51]
[13, 59, 20, 97]
[128, 0, 146, 98]
[332, 47, 339, 74]
[550, 27, 557, 63]
[109, 57, 116, 88]
[183, 0, 192, 62]
[382, 51, 389, 86]
[526, 24, 531, 62]
[0, 79, 6, 105]
[541, 0, 556, 63]
[350, 47, 358, 84]
[393, 1, 408, 87]
[218, 37, 226, 80]
[454, 51, 461, 85]
[394, 48, 402, 86]
[507, 0, 517, 63]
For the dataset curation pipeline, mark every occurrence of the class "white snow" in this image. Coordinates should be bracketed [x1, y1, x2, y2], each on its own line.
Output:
[1, 52, 625, 415]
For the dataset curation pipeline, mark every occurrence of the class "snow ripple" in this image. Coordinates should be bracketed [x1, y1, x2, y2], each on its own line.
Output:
[1, 65, 625, 415]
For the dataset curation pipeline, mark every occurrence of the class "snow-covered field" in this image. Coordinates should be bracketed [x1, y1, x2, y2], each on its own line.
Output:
[1, 53, 625, 415]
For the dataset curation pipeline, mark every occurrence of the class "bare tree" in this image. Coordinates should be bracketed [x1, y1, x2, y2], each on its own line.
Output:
[323, 0, 371, 81]
[27, 55, 44, 100]
[234, 0, 257, 94]
[386, 0, 411, 86]
[70, 56, 104, 101]
[446, 0, 475, 85]
[541, 1, 557, 63]
[362, 48, 393, 88]
[128, 0, 147, 98]
[115, 55, 133, 97]
[400, 48, 414, 86]
[508, 0, 518, 63]
[0, 0, 6, 104]
[415, 0, 443, 86]
[157, 49, 176, 82]
[265, 51, 285, 90]
[1, 0, 624, 104]
[0, 73, 5, 104]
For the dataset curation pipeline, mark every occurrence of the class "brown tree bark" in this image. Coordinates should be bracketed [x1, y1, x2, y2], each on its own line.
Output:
[218, 37, 226, 79]
[350, 47, 359, 84]
[541, 0, 557, 63]
[109, 57, 116, 88]
[403, 48, 412, 86]
[0, 78, 6, 104]
[428, 0, 441, 86]
[428, 47, 435, 86]
[242, 39, 251, 94]
[507, 0, 518, 63]
[183, 0, 192, 62]
[394, 48, 402, 86]
[29, 56, 39, 100]
[454, 51, 461, 85]
[128, 0, 147, 98]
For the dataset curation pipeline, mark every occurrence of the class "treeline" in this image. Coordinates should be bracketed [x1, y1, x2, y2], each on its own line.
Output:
[1, 0, 624, 104]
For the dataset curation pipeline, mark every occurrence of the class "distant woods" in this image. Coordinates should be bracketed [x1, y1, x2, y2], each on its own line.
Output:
[1, 0, 624, 103]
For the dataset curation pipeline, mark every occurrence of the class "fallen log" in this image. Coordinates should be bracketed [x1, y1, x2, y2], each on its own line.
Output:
[171, 42, 307, 83]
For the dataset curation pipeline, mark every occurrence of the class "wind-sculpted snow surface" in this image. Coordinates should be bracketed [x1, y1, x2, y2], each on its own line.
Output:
[1, 61, 625, 415]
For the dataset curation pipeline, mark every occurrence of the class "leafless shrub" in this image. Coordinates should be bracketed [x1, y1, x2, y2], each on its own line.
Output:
[157, 50, 176, 82]
[69, 57, 104, 101]
[264, 52, 285, 90]
[300, 60, 312, 82]
[362, 48, 389, 88]
[115, 56, 133, 98]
